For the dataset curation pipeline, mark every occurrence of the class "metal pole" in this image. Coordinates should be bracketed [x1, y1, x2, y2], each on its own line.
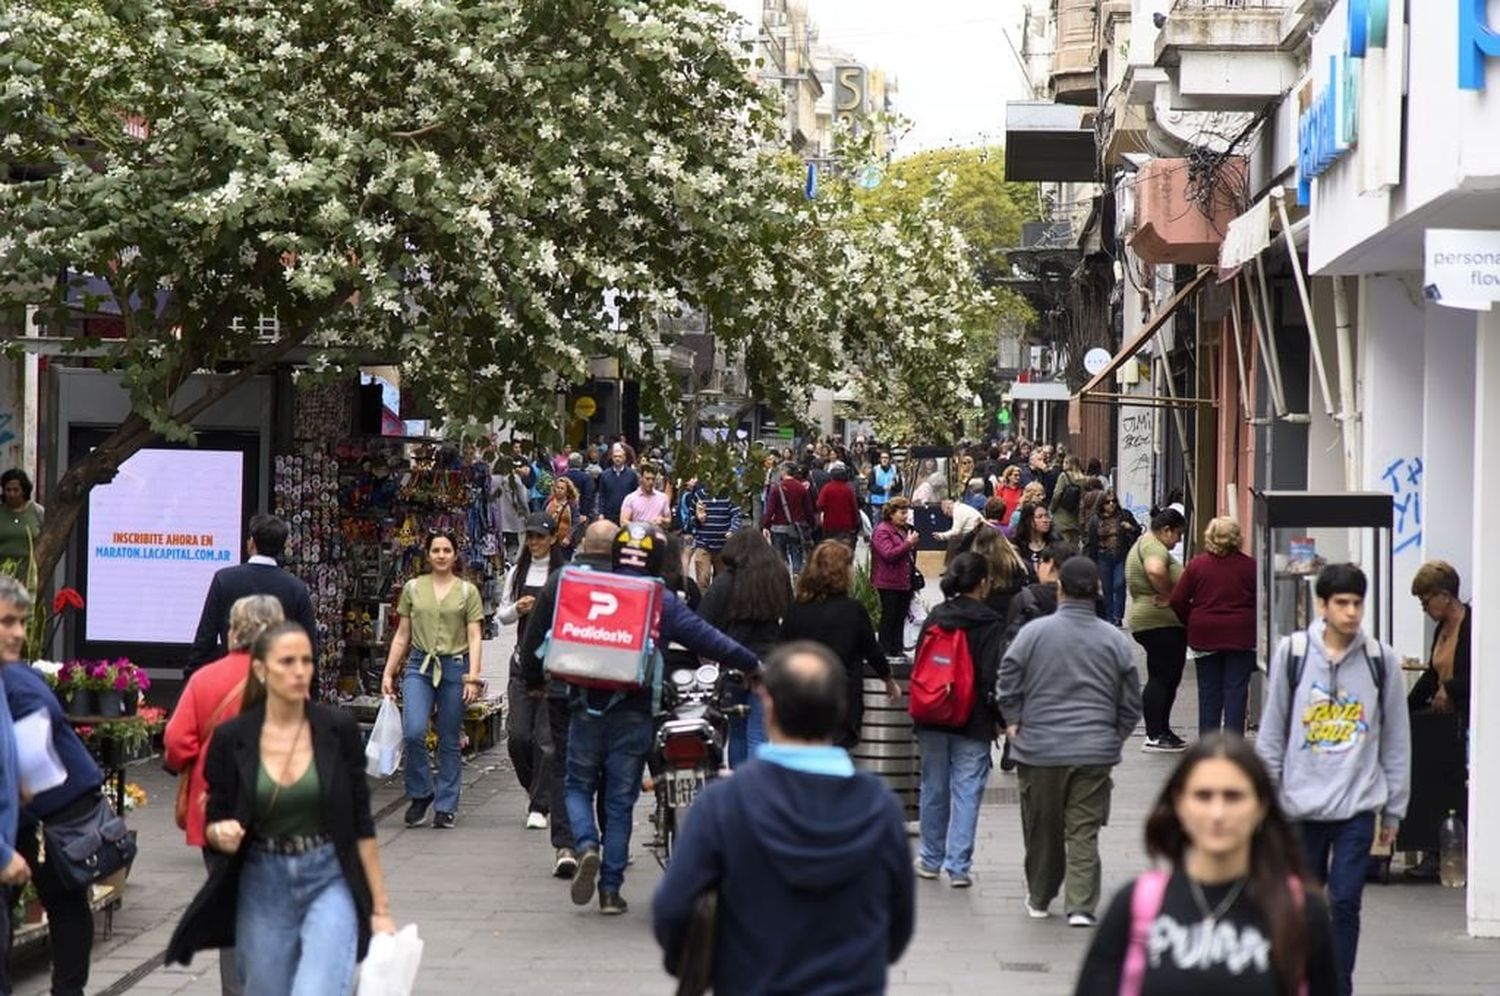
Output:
[1274, 191, 1336, 416]
[1250, 255, 1290, 417]
[1229, 279, 1254, 422]
[1332, 275, 1361, 490]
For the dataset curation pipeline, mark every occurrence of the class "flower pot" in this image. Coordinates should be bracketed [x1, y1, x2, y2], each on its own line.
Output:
[122, 692, 138, 716]
[96, 690, 125, 718]
[94, 738, 126, 770]
[66, 689, 96, 718]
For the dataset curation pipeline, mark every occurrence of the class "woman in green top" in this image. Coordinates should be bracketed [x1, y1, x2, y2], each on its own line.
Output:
[381, 531, 484, 830]
[0, 469, 44, 576]
[1125, 505, 1188, 753]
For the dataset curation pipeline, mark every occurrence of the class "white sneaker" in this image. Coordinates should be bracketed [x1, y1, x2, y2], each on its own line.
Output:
[1068, 912, 1097, 928]
[1025, 899, 1050, 920]
[913, 859, 940, 880]
[525, 811, 549, 830]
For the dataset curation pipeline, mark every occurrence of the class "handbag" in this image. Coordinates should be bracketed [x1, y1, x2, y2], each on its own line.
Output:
[909, 559, 925, 593]
[673, 892, 718, 996]
[774, 482, 811, 548]
[176, 679, 248, 830]
[41, 794, 138, 891]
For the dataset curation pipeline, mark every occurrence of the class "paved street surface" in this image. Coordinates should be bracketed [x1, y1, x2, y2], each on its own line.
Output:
[17, 626, 1500, 995]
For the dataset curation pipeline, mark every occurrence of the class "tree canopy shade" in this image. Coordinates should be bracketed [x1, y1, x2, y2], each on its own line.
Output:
[0, 0, 997, 582]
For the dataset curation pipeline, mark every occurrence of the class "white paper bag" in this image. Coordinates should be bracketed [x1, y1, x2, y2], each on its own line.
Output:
[357, 924, 423, 996]
[365, 697, 403, 778]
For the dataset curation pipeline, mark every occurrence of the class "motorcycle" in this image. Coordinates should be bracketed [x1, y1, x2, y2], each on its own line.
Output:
[647, 662, 747, 865]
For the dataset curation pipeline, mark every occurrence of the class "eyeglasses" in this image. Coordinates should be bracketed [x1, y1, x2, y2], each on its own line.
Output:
[1419, 593, 1447, 611]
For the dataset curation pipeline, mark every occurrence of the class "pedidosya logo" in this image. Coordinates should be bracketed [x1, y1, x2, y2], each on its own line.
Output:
[556, 581, 649, 650]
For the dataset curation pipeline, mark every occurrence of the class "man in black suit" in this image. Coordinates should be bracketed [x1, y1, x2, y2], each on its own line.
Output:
[187, 514, 319, 688]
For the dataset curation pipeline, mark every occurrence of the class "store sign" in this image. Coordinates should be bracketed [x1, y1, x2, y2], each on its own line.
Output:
[1297, 0, 1395, 204]
[1459, 0, 1500, 90]
[834, 65, 866, 125]
[1424, 229, 1500, 310]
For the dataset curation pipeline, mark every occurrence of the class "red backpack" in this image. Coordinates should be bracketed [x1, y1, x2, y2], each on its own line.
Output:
[907, 624, 976, 727]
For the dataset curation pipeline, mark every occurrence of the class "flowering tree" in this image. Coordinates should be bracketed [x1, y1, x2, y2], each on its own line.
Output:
[0, 0, 1001, 581]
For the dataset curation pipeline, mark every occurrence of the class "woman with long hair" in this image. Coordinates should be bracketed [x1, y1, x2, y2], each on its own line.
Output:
[1074, 734, 1336, 996]
[779, 541, 899, 747]
[544, 477, 580, 555]
[1012, 501, 1060, 582]
[1170, 517, 1257, 735]
[870, 497, 921, 656]
[381, 529, 484, 830]
[967, 524, 1028, 623]
[1084, 492, 1141, 626]
[500, 514, 568, 828]
[1007, 480, 1046, 533]
[699, 529, 793, 765]
[171, 623, 396, 996]
[912, 553, 1005, 888]
[1126, 505, 1188, 752]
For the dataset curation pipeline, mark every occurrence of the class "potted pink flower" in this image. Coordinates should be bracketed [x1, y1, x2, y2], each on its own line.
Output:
[57, 661, 98, 717]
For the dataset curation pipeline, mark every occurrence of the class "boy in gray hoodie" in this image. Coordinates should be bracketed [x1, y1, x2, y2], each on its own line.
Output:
[1256, 562, 1410, 996]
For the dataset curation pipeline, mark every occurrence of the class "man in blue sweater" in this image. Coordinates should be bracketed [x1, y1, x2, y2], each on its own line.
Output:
[652, 641, 915, 995]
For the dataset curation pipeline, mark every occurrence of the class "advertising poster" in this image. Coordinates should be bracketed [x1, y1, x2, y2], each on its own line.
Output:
[85, 448, 244, 644]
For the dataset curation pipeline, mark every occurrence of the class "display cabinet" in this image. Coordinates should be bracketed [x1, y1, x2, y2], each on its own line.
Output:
[1252, 491, 1394, 664]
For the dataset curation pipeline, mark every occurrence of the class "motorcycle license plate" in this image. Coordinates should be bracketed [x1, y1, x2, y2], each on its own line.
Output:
[668, 771, 707, 808]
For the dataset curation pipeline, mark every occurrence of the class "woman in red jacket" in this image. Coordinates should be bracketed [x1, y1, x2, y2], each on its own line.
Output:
[1169, 517, 1257, 735]
[164, 594, 287, 996]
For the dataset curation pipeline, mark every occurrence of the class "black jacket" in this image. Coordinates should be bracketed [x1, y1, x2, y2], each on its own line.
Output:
[1410, 603, 1472, 723]
[653, 760, 914, 996]
[913, 597, 1005, 742]
[167, 703, 377, 965]
[1003, 583, 1059, 648]
[188, 563, 320, 681]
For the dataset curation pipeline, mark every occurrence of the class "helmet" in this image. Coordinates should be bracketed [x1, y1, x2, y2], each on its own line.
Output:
[611, 521, 667, 576]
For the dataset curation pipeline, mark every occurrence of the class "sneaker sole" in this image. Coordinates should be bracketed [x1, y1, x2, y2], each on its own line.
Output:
[1141, 743, 1186, 753]
[914, 864, 940, 880]
[599, 903, 627, 916]
[949, 878, 973, 888]
[1025, 903, 1050, 920]
[1068, 917, 1097, 928]
[571, 851, 601, 906]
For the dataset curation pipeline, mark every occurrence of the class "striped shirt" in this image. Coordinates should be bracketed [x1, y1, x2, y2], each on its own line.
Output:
[694, 499, 742, 551]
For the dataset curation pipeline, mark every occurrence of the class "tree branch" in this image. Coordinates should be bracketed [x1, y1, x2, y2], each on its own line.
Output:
[391, 122, 443, 140]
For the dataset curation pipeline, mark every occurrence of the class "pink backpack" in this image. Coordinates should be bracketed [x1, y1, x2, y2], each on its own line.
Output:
[1118, 869, 1307, 996]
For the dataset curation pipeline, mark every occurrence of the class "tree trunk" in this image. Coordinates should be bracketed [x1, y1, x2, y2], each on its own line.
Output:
[32, 412, 158, 588]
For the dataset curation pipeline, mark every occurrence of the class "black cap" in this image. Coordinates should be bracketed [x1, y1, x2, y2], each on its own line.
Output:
[1058, 556, 1100, 598]
[524, 512, 556, 536]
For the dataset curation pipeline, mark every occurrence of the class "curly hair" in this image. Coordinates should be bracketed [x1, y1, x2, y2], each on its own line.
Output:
[795, 541, 853, 602]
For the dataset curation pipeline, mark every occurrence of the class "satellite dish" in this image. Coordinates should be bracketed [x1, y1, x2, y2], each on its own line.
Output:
[1084, 347, 1113, 376]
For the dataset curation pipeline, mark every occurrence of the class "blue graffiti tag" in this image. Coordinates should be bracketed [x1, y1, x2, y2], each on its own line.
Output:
[1380, 456, 1423, 554]
[0, 413, 14, 449]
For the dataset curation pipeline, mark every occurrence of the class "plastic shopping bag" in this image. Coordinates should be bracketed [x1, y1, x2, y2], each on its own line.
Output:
[356, 924, 424, 996]
[365, 697, 403, 779]
[903, 595, 930, 653]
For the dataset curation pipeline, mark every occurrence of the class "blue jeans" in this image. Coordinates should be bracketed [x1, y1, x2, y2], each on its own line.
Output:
[727, 689, 768, 769]
[916, 730, 993, 878]
[1096, 552, 1125, 624]
[236, 844, 357, 996]
[1300, 812, 1376, 996]
[770, 528, 805, 574]
[402, 650, 467, 812]
[1195, 650, 1256, 734]
[565, 707, 653, 893]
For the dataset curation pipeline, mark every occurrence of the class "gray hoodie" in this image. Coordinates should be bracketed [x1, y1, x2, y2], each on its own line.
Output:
[1255, 619, 1411, 827]
[997, 600, 1142, 766]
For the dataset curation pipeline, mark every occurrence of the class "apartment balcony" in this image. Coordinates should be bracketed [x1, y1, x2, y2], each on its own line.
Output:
[1154, 0, 1297, 112]
[1051, 0, 1100, 106]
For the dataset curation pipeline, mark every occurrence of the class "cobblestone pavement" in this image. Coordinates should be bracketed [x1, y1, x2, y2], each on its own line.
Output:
[17, 629, 1499, 995]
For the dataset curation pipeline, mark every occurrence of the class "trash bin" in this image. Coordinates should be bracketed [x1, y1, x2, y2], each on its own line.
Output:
[853, 656, 918, 825]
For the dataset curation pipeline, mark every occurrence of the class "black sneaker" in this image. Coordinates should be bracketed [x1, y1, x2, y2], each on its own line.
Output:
[554, 848, 579, 879]
[432, 810, 456, 830]
[404, 796, 433, 827]
[1162, 732, 1188, 748]
[571, 848, 601, 906]
[599, 890, 629, 915]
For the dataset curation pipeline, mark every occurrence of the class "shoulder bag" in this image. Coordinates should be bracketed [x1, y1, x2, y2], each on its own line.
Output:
[40, 794, 138, 891]
[175, 679, 248, 830]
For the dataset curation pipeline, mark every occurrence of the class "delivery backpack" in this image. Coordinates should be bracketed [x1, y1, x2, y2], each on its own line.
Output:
[542, 567, 664, 691]
[908, 624, 976, 727]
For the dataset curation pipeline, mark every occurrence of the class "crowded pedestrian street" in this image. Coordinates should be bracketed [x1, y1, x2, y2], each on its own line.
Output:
[0, 626, 1487, 996]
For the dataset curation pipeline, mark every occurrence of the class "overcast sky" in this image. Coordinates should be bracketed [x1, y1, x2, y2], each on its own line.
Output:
[722, 0, 1036, 153]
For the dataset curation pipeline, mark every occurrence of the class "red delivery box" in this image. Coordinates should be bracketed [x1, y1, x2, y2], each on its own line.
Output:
[543, 567, 664, 688]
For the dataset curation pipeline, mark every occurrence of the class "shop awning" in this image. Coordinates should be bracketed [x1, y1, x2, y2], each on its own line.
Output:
[1073, 268, 1213, 402]
[1010, 381, 1073, 402]
[1218, 195, 1272, 281]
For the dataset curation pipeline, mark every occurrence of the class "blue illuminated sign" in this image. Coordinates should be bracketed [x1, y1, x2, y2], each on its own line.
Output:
[1460, 0, 1500, 91]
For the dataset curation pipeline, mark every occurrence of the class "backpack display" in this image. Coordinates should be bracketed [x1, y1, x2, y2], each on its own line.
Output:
[542, 567, 664, 689]
[908, 624, 976, 727]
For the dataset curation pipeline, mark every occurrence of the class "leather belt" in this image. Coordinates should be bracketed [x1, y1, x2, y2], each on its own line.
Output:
[249, 832, 332, 856]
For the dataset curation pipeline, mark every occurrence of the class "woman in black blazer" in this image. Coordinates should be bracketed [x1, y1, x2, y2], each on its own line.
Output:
[169, 622, 395, 995]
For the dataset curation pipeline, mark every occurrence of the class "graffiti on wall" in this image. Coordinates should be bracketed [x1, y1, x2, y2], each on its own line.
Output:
[1380, 455, 1423, 555]
[0, 413, 13, 450]
[1117, 407, 1155, 524]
